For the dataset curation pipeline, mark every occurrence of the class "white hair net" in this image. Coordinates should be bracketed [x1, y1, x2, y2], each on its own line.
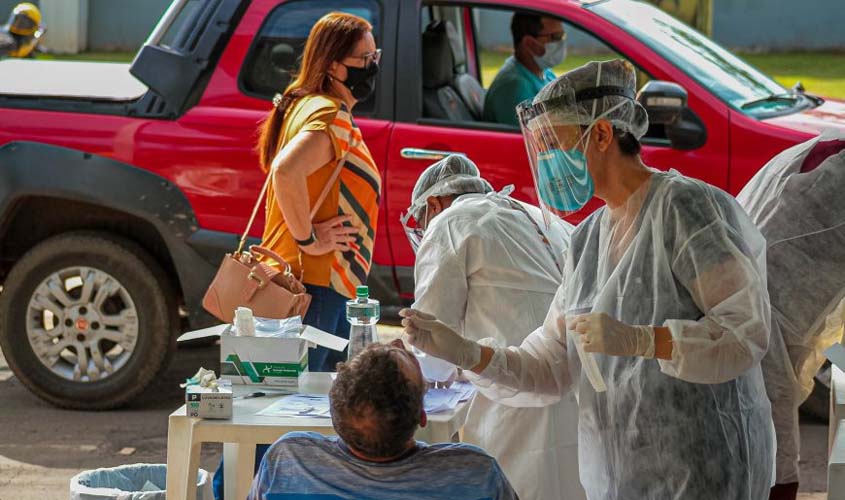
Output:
[408, 155, 493, 221]
[533, 59, 649, 140]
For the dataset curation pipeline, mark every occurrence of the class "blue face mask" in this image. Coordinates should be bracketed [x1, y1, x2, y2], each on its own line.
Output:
[535, 148, 594, 213]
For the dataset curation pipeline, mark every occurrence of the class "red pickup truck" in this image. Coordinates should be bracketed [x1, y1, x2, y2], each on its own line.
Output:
[1, 0, 843, 409]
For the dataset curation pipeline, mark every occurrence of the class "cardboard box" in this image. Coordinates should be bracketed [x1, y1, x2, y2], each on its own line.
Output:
[215, 325, 349, 391]
[186, 381, 232, 419]
[220, 333, 309, 390]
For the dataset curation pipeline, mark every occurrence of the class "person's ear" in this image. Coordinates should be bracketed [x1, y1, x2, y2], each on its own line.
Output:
[591, 120, 614, 153]
[427, 196, 443, 216]
[419, 409, 428, 428]
[523, 35, 544, 56]
[328, 60, 345, 81]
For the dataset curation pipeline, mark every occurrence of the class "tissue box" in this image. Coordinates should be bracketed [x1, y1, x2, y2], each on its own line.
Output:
[177, 322, 348, 391]
[186, 382, 232, 419]
[220, 331, 309, 390]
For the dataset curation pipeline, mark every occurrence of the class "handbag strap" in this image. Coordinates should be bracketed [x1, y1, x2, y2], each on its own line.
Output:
[236, 146, 351, 255]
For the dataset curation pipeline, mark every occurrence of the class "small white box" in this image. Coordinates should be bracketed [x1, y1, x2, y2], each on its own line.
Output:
[186, 382, 232, 419]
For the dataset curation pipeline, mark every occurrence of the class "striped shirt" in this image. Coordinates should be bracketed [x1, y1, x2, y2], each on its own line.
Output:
[248, 432, 518, 500]
[262, 95, 381, 298]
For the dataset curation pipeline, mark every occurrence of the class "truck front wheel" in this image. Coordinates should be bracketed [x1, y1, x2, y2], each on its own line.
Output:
[0, 232, 177, 409]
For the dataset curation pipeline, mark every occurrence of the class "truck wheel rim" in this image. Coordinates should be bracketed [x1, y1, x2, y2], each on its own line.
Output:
[26, 266, 139, 382]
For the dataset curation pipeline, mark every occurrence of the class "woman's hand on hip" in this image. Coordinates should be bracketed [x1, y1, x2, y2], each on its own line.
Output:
[300, 214, 358, 256]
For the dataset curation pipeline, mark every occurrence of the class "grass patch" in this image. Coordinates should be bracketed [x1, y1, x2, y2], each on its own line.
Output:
[739, 52, 845, 99]
[480, 50, 845, 99]
[35, 51, 136, 63]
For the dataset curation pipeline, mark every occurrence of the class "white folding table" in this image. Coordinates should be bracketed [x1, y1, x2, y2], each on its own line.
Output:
[165, 372, 471, 500]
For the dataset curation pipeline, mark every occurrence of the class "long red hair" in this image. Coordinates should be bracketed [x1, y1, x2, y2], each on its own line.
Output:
[256, 12, 372, 171]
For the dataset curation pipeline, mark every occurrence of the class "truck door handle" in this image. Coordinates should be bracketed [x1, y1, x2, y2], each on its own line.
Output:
[400, 148, 467, 161]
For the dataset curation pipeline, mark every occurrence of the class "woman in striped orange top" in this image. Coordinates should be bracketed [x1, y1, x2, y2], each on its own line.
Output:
[256, 12, 382, 372]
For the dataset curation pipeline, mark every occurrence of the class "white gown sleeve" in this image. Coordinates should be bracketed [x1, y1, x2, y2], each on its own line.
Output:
[659, 188, 771, 384]
[465, 284, 573, 408]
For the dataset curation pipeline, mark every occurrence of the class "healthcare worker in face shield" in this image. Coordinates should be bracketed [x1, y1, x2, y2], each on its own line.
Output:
[401, 60, 775, 499]
[737, 130, 845, 500]
[401, 155, 584, 500]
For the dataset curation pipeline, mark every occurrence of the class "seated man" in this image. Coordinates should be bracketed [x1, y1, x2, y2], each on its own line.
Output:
[248, 341, 517, 500]
[482, 13, 566, 126]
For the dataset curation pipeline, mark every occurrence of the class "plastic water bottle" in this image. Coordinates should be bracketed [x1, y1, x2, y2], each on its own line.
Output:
[346, 286, 380, 360]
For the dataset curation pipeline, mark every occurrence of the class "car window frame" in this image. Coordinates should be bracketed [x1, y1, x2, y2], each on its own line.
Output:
[410, 2, 664, 142]
[236, 0, 392, 119]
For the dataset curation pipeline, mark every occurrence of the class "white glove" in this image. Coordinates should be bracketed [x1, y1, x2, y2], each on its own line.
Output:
[569, 312, 655, 358]
[400, 309, 482, 370]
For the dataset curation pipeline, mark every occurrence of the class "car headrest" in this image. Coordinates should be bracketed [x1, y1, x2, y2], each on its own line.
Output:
[422, 22, 455, 89]
[270, 43, 296, 71]
[425, 20, 466, 72]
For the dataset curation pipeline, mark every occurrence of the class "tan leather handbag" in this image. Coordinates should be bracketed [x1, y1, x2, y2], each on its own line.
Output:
[202, 159, 344, 324]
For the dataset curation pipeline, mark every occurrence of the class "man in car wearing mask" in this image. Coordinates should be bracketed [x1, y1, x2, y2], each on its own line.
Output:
[482, 13, 566, 126]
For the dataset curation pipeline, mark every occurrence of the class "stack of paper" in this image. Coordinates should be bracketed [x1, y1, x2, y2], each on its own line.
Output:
[256, 394, 331, 418]
[256, 383, 478, 418]
[450, 381, 477, 402]
[424, 382, 476, 414]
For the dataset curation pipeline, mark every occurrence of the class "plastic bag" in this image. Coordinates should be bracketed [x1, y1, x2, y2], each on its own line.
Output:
[70, 463, 212, 500]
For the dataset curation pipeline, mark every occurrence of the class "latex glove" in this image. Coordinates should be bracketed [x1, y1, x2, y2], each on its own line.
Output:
[400, 309, 482, 370]
[569, 312, 655, 358]
[430, 368, 458, 389]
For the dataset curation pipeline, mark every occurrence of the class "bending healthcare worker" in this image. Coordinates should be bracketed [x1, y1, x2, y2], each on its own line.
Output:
[401, 155, 584, 500]
[401, 60, 775, 499]
[737, 130, 845, 500]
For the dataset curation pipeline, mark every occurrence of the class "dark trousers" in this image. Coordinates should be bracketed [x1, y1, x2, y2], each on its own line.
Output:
[212, 285, 351, 499]
[304, 285, 351, 372]
[769, 483, 799, 500]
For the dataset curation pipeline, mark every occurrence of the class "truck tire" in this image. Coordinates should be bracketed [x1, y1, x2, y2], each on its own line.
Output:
[0, 232, 177, 409]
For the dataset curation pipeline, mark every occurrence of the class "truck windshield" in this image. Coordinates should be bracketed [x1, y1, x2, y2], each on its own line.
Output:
[591, 1, 805, 117]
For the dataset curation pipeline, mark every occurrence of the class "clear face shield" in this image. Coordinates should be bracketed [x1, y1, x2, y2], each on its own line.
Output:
[400, 173, 486, 253]
[518, 89, 593, 227]
[399, 205, 427, 254]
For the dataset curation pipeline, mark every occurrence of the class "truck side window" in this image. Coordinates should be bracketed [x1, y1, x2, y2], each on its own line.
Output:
[475, 11, 650, 90]
[240, 0, 381, 112]
[422, 5, 657, 138]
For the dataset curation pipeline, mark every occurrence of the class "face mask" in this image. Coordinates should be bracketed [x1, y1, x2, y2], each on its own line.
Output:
[534, 40, 566, 70]
[535, 147, 594, 212]
[342, 62, 379, 101]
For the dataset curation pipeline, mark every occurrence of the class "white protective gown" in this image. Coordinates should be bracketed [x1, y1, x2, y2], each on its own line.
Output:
[413, 191, 585, 500]
[467, 170, 775, 500]
[737, 129, 845, 485]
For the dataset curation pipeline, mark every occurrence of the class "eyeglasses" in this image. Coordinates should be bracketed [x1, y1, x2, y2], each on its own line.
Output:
[348, 48, 382, 67]
[535, 31, 567, 42]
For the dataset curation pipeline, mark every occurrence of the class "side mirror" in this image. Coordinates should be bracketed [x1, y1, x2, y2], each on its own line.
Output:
[637, 80, 687, 125]
[638, 80, 707, 151]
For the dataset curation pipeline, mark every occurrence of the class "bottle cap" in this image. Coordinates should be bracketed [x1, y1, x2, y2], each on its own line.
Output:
[356, 286, 369, 298]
